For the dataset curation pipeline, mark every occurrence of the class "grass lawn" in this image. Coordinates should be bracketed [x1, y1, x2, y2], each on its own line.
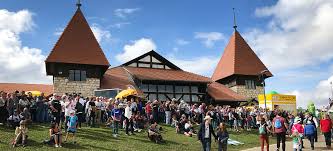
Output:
[0, 124, 277, 151]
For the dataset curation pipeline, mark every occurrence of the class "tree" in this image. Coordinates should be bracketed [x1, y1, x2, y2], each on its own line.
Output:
[307, 102, 316, 116]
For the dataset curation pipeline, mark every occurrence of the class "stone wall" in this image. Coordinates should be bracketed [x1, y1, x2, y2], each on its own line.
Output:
[53, 77, 100, 97]
[229, 85, 264, 100]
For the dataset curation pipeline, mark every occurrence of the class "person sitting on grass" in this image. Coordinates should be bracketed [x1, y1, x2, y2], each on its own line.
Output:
[171, 114, 178, 128]
[105, 116, 113, 128]
[44, 122, 62, 147]
[12, 120, 28, 147]
[184, 120, 195, 137]
[148, 122, 163, 143]
[65, 110, 78, 144]
[217, 123, 229, 151]
[7, 110, 23, 128]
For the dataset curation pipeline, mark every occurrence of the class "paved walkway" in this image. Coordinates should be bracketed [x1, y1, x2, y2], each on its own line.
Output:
[242, 135, 331, 151]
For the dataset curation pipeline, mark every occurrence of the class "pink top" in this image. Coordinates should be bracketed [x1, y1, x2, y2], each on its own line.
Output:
[292, 123, 304, 134]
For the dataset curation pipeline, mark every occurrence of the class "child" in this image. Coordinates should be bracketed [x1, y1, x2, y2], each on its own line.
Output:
[184, 121, 195, 137]
[111, 104, 122, 137]
[65, 110, 78, 144]
[291, 131, 302, 151]
[12, 120, 28, 147]
[48, 122, 62, 147]
[217, 123, 229, 151]
[148, 122, 163, 143]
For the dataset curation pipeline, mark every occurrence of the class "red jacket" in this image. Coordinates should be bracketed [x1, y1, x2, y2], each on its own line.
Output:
[320, 119, 332, 133]
[292, 123, 304, 134]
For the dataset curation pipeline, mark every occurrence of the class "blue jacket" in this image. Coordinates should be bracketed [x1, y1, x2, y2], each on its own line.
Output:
[304, 124, 315, 135]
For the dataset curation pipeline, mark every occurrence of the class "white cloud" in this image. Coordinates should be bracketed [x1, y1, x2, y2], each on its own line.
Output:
[169, 56, 219, 76]
[0, 9, 51, 84]
[90, 23, 111, 43]
[54, 23, 111, 43]
[116, 38, 156, 63]
[288, 75, 333, 108]
[109, 22, 131, 29]
[175, 39, 190, 45]
[194, 32, 225, 48]
[114, 8, 140, 19]
[245, 0, 333, 72]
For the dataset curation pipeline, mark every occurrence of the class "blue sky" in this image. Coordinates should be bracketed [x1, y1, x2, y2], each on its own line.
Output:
[0, 0, 333, 107]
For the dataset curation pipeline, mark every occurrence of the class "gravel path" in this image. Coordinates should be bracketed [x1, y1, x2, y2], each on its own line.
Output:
[242, 135, 331, 151]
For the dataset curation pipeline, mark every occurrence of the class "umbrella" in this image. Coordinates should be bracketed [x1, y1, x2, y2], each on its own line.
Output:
[25, 91, 42, 97]
[115, 89, 138, 100]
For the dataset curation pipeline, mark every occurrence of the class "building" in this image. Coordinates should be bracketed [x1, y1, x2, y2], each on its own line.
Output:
[211, 27, 273, 100]
[0, 4, 273, 105]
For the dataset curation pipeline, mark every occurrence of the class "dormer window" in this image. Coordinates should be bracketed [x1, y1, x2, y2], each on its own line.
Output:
[69, 70, 86, 81]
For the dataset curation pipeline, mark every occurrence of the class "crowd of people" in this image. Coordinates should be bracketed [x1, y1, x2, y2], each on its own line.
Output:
[0, 90, 333, 151]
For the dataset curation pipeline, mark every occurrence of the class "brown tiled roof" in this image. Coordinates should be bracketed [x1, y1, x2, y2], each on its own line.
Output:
[45, 8, 109, 66]
[0, 83, 53, 95]
[212, 30, 272, 81]
[101, 67, 136, 90]
[124, 67, 211, 83]
[207, 82, 245, 102]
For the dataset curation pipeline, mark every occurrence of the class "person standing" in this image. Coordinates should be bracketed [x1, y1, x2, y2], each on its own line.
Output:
[217, 123, 229, 151]
[198, 116, 217, 151]
[259, 118, 271, 151]
[124, 101, 134, 135]
[320, 114, 332, 149]
[50, 95, 62, 125]
[165, 101, 171, 125]
[272, 112, 288, 151]
[304, 120, 316, 150]
[0, 92, 7, 124]
[111, 104, 122, 137]
[95, 97, 102, 125]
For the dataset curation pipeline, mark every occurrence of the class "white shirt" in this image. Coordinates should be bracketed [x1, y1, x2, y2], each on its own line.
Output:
[95, 101, 102, 110]
[79, 98, 86, 106]
[65, 101, 75, 116]
[124, 106, 132, 119]
[204, 124, 210, 138]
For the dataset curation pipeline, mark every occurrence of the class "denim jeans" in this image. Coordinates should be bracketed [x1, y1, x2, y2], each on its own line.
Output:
[113, 121, 119, 134]
[201, 138, 211, 151]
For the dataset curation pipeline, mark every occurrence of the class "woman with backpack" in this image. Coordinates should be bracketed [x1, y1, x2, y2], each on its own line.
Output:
[259, 118, 272, 151]
[272, 112, 288, 151]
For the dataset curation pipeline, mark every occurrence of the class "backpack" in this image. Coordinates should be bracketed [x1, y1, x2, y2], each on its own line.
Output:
[259, 125, 267, 135]
[274, 118, 282, 129]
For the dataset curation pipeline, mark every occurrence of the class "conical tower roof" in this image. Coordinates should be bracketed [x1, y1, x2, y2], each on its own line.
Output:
[45, 8, 109, 66]
[212, 30, 272, 81]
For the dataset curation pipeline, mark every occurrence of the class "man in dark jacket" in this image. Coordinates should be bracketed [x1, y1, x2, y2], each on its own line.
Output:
[198, 116, 217, 151]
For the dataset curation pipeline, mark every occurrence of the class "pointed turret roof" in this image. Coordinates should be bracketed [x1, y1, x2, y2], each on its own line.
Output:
[45, 8, 109, 66]
[212, 30, 272, 81]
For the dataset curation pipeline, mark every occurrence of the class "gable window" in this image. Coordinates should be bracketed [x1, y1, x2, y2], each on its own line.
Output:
[245, 80, 256, 89]
[69, 70, 86, 81]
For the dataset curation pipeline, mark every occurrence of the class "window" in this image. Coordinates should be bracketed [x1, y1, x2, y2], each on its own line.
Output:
[175, 94, 182, 100]
[158, 85, 166, 92]
[175, 86, 183, 93]
[149, 84, 157, 92]
[191, 86, 198, 93]
[141, 84, 148, 92]
[139, 55, 151, 62]
[151, 56, 161, 63]
[166, 85, 173, 93]
[183, 95, 190, 102]
[191, 95, 199, 102]
[158, 94, 166, 101]
[128, 63, 137, 67]
[183, 86, 190, 93]
[150, 93, 157, 101]
[152, 64, 164, 69]
[69, 70, 86, 81]
[245, 80, 256, 89]
[138, 63, 150, 68]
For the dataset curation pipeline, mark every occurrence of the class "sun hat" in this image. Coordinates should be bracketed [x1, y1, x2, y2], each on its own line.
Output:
[70, 110, 75, 114]
[204, 116, 212, 121]
[294, 117, 301, 123]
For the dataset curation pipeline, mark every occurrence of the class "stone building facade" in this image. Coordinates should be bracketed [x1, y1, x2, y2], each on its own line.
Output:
[230, 85, 264, 100]
[53, 77, 100, 97]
